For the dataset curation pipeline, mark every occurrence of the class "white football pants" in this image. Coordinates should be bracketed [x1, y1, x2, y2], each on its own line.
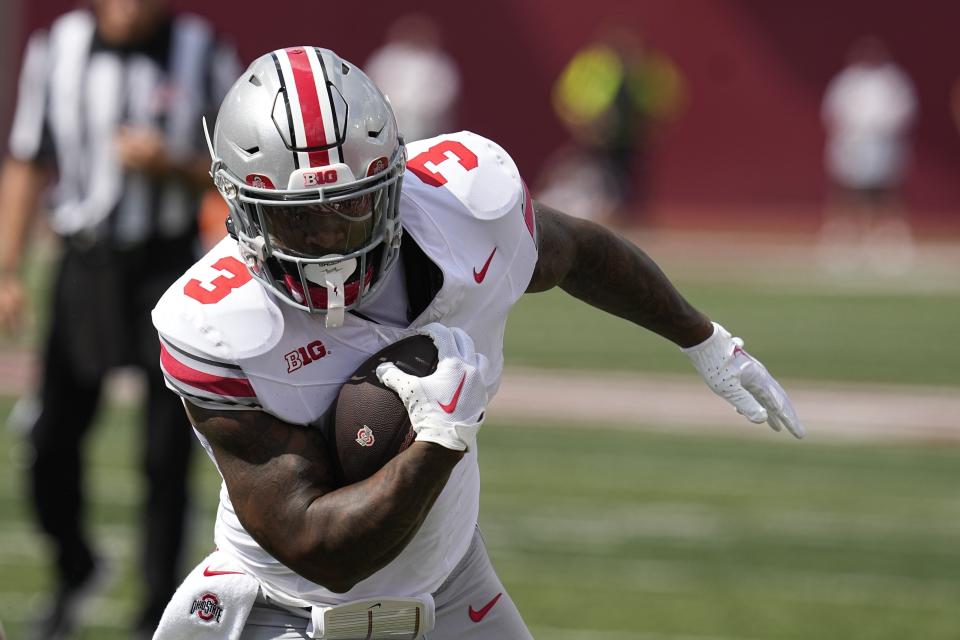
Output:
[239, 528, 533, 639]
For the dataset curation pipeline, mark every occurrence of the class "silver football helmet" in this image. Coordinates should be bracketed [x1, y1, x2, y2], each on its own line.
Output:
[207, 46, 405, 327]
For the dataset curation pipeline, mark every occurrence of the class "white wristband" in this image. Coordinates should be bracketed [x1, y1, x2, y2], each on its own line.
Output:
[681, 322, 733, 365]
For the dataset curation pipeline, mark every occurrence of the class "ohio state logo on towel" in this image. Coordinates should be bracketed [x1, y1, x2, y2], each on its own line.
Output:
[190, 592, 225, 623]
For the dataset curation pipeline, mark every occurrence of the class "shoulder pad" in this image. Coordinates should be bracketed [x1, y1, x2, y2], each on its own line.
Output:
[405, 131, 523, 221]
[152, 238, 284, 362]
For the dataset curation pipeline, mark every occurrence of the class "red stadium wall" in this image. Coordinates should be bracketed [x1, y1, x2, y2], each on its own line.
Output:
[9, 0, 960, 232]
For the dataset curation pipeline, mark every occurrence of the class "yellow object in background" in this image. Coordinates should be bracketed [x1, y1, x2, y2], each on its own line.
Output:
[552, 41, 684, 132]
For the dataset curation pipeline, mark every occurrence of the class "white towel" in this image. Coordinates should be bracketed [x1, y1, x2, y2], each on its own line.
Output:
[153, 550, 260, 640]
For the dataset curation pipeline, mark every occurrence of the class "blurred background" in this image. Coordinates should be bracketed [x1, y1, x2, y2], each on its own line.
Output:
[1, 0, 957, 639]
[5, 0, 960, 231]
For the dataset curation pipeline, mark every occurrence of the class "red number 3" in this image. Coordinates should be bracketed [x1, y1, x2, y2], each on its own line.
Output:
[184, 256, 252, 304]
[407, 140, 478, 187]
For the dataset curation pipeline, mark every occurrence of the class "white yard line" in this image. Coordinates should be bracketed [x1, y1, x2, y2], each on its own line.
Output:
[2, 350, 958, 442]
[492, 369, 960, 443]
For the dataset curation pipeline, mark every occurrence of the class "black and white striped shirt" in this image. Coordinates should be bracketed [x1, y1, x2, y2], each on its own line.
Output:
[8, 10, 240, 247]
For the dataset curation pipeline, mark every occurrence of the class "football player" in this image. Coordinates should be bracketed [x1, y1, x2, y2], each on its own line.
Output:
[151, 47, 803, 639]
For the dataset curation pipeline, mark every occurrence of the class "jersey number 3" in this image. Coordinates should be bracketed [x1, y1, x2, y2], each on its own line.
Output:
[184, 256, 252, 304]
[407, 140, 478, 187]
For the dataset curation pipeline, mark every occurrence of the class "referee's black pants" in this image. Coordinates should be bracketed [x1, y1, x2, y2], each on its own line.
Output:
[27, 237, 196, 629]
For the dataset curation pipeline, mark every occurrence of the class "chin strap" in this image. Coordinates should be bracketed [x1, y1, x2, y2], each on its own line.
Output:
[321, 269, 346, 328]
[304, 257, 357, 328]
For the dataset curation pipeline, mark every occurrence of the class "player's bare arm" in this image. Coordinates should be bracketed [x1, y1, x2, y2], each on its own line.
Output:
[185, 400, 463, 593]
[527, 201, 712, 347]
[527, 201, 804, 437]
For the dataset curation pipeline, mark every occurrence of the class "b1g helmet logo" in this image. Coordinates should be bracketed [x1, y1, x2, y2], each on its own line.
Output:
[190, 592, 224, 623]
[284, 340, 327, 373]
[303, 169, 338, 187]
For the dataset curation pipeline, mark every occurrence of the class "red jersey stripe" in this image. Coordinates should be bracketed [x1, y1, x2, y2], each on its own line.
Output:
[521, 180, 536, 241]
[286, 47, 329, 167]
[159, 343, 256, 398]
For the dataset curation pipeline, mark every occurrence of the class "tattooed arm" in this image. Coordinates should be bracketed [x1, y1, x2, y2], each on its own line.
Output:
[185, 401, 463, 593]
[527, 202, 713, 347]
[527, 202, 807, 437]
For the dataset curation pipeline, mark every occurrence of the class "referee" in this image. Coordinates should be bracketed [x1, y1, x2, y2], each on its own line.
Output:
[0, 0, 239, 637]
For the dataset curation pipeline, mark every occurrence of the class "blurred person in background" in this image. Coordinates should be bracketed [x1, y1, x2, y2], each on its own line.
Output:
[365, 13, 462, 143]
[0, 0, 239, 636]
[820, 36, 917, 274]
[540, 27, 683, 225]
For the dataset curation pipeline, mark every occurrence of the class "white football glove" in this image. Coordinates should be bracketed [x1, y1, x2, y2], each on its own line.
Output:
[376, 323, 492, 451]
[683, 322, 805, 438]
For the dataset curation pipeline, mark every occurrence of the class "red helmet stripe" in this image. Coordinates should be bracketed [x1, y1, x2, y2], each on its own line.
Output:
[305, 47, 342, 164]
[285, 47, 330, 167]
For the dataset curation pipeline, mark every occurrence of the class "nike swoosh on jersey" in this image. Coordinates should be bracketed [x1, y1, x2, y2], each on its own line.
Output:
[438, 372, 467, 414]
[472, 247, 497, 283]
[468, 593, 503, 622]
[203, 566, 244, 577]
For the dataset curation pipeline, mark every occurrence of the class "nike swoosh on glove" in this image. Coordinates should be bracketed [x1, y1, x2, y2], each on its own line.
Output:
[376, 323, 492, 451]
[682, 322, 805, 438]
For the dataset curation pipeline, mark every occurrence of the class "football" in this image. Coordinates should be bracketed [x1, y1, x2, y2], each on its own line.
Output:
[332, 334, 439, 484]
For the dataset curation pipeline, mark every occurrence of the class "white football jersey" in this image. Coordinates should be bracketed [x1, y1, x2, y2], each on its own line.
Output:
[152, 131, 538, 607]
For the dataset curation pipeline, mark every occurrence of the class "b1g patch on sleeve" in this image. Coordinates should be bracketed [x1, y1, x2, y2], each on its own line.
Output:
[190, 592, 225, 623]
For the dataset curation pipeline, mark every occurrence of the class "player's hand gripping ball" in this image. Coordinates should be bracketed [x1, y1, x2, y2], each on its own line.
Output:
[377, 324, 491, 452]
[333, 324, 491, 484]
[333, 334, 438, 484]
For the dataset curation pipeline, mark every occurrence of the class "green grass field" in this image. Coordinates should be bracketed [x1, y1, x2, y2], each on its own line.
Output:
[1, 398, 957, 639]
[6, 248, 960, 387]
[1, 245, 957, 638]
[505, 285, 960, 386]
